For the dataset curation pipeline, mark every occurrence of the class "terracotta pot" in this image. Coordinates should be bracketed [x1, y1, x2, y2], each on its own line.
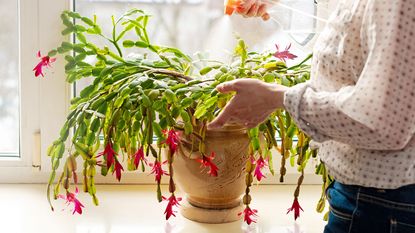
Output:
[173, 124, 250, 223]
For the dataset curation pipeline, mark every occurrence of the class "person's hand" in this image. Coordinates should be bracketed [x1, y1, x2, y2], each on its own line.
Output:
[208, 79, 288, 129]
[236, 0, 271, 21]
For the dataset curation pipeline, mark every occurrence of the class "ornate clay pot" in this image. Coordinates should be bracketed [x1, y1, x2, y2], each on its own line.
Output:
[173, 124, 250, 223]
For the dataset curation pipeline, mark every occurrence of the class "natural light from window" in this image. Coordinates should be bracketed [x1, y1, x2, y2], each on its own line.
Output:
[73, 0, 322, 95]
[0, 0, 19, 157]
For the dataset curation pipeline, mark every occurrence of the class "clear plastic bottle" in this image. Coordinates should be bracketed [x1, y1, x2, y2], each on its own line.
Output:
[266, 0, 331, 50]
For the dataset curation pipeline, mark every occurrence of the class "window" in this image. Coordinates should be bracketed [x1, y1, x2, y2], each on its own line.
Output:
[72, 0, 310, 122]
[73, 0, 324, 57]
[0, 0, 70, 179]
[73, 0, 325, 92]
[0, 0, 332, 183]
[0, 0, 19, 158]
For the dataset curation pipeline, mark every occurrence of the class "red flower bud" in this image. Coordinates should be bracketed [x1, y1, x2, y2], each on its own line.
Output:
[33, 51, 56, 77]
[273, 44, 297, 62]
[238, 206, 258, 225]
[162, 129, 179, 155]
[58, 187, 85, 215]
[162, 194, 182, 220]
[196, 152, 219, 177]
[287, 197, 304, 220]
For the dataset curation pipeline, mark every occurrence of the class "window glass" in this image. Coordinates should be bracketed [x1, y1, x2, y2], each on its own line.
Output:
[0, 0, 20, 157]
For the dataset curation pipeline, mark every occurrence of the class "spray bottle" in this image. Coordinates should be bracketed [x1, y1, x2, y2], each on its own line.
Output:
[224, 0, 330, 49]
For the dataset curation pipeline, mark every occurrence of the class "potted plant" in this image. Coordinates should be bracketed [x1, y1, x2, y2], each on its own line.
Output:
[34, 8, 332, 224]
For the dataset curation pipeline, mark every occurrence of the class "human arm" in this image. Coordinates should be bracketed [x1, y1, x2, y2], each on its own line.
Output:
[284, 1, 415, 150]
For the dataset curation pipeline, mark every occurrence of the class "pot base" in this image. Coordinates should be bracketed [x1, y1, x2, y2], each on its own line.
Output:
[180, 199, 243, 224]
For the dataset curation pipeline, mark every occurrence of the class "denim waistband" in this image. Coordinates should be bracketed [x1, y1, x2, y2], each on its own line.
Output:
[332, 181, 415, 206]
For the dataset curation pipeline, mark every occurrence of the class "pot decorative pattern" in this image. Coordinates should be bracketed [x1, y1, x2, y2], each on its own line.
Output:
[173, 125, 250, 223]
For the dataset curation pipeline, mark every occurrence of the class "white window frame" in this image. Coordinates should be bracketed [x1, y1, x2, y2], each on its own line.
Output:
[0, 0, 329, 184]
[0, 0, 70, 183]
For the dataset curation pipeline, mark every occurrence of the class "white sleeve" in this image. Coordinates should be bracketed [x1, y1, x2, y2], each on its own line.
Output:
[283, 0, 415, 151]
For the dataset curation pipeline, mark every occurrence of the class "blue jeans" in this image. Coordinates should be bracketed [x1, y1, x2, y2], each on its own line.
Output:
[324, 181, 415, 233]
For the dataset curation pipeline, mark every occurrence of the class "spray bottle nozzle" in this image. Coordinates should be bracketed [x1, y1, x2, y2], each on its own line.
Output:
[224, 0, 241, 15]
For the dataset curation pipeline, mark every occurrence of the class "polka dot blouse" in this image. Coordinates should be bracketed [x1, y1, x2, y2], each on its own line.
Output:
[283, 0, 415, 189]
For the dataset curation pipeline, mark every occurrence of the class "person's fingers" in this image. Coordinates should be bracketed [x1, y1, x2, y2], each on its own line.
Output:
[208, 110, 233, 129]
[207, 100, 237, 129]
[216, 81, 240, 93]
[261, 13, 270, 21]
[256, 4, 268, 17]
[236, 0, 255, 15]
[236, 7, 249, 15]
[246, 3, 259, 17]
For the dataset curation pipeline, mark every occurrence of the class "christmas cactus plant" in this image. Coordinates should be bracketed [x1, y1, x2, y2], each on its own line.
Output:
[36, 9, 332, 224]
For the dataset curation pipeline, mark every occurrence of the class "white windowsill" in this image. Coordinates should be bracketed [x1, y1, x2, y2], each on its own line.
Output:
[0, 184, 327, 233]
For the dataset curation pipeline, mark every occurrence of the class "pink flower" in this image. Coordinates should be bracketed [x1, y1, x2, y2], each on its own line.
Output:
[273, 44, 297, 62]
[287, 197, 304, 220]
[98, 142, 116, 169]
[33, 51, 56, 77]
[150, 160, 168, 183]
[162, 194, 182, 220]
[238, 206, 258, 225]
[113, 159, 124, 182]
[163, 129, 179, 155]
[196, 152, 219, 177]
[253, 156, 267, 182]
[58, 187, 85, 215]
[134, 147, 147, 168]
